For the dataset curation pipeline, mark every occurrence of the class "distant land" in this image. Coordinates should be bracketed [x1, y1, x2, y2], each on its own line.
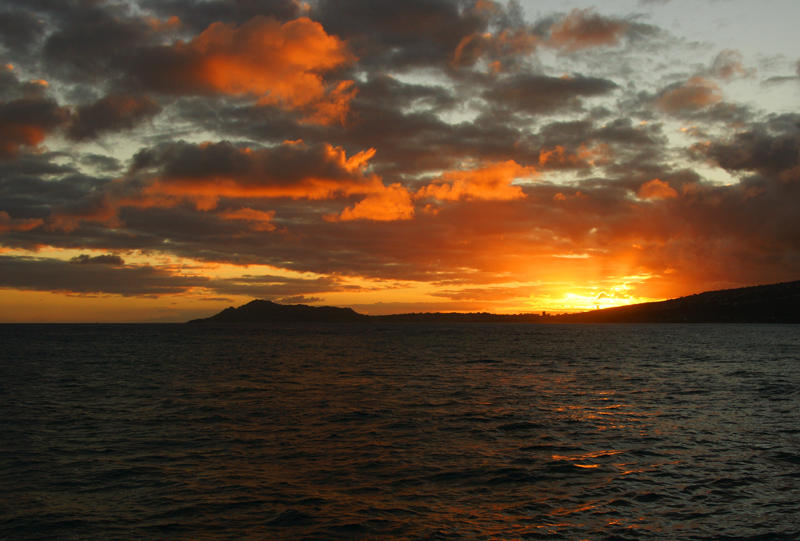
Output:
[189, 280, 800, 324]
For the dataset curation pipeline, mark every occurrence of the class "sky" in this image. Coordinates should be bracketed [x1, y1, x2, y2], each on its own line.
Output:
[0, 0, 798, 322]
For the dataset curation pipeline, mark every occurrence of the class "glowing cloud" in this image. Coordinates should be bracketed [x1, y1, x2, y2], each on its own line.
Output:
[134, 16, 356, 124]
[217, 208, 277, 231]
[125, 140, 384, 210]
[0, 211, 43, 233]
[331, 183, 414, 222]
[416, 161, 534, 202]
[656, 77, 722, 112]
[637, 179, 678, 200]
[548, 9, 628, 51]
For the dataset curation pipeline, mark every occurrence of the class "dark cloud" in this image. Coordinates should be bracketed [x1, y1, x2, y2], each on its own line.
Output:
[129, 139, 375, 188]
[486, 74, 617, 114]
[312, 0, 488, 70]
[701, 114, 800, 181]
[67, 94, 161, 140]
[0, 9, 45, 55]
[70, 253, 125, 265]
[0, 95, 68, 158]
[140, 0, 302, 33]
[0, 210, 42, 233]
[42, 3, 155, 81]
[275, 295, 324, 304]
[0, 255, 207, 296]
[209, 274, 362, 298]
[80, 153, 123, 173]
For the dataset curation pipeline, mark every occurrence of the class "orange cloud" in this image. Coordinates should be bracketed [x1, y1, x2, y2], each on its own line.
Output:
[416, 161, 534, 202]
[656, 76, 721, 112]
[136, 16, 356, 124]
[124, 141, 385, 211]
[538, 144, 604, 168]
[47, 196, 121, 232]
[637, 179, 678, 200]
[0, 211, 43, 233]
[330, 183, 414, 222]
[0, 123, 47, 157]
[217, 208, 276, 231]
[452, 28, 537, 69]
[145, 15, 181, 32]
[548, 9, 628, 51]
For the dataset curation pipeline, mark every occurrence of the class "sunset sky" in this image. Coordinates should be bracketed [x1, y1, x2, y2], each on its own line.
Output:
[0, 0, 798, 322]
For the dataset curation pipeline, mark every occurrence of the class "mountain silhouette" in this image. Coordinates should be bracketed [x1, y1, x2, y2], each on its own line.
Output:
[549, 280, 800, 323]
[190, 280, 800, 324]
[188, 299, 368, 323]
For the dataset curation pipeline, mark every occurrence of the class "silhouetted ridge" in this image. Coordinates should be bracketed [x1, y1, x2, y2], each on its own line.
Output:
[550, 280, 800, 323]
[189, 280, 800, 324]
[189, 300, 368, 323]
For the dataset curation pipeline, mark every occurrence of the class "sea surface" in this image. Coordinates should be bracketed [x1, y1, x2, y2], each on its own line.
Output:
[1, 323, 799, 540]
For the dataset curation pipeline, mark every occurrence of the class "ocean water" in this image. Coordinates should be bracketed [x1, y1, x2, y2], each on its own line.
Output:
[1, 323, 799, 540]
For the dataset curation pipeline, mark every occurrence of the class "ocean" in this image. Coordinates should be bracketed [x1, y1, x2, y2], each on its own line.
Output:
[1, 323, 799, 539]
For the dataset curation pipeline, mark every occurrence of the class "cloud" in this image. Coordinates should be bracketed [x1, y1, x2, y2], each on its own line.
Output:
[0, 97, 67, 158]
[488, 74, 617, 114]
[0, 9, 45, 54]
[0, 66, 68, 158]
[275, 295, 323, 304]
[47, 194, 120, 232]
[217, 207, 277, 231]
[140, 0, 303, 33]
[700, 113, 800, 182]
[547, 9, 629, 51]
[637, 178, 678, 199]
[331, 183, 414, 222]
[131, 16, 357, 124]
[67, 94, 161, 140]
[42, 3, 156, 81]
[0, 211, 42, 233]
[0, 255, 207, 296]
[451, 27, 538, 71]
[208, 273, 361, 298]
[311, 0, 489, 70]
[416, 161, 533, 202]
[70, 253, 125, 265]
[655, 76, 722, 113]
[124, 140, 384, 210]
[708, 49, 750, 80]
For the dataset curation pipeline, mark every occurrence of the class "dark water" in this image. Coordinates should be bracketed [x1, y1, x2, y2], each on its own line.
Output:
[2, 323, 799, 540]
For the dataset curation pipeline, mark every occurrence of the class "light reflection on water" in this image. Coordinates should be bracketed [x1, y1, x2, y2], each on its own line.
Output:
[1, 323, 799, 539]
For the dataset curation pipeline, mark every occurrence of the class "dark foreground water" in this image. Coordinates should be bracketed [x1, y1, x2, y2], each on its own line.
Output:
[1, 323, 799, 540]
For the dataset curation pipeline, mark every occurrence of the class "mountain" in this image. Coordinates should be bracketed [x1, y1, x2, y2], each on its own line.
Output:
[188, 299, 368, 323]
[189, 280, 800, 324]
[549, 280, 800, 323]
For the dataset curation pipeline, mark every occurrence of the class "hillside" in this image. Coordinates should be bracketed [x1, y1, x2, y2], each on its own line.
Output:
[550, 280, 800, 323]
[188, 299, 368, 323]
[189, 280, 800, 324]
